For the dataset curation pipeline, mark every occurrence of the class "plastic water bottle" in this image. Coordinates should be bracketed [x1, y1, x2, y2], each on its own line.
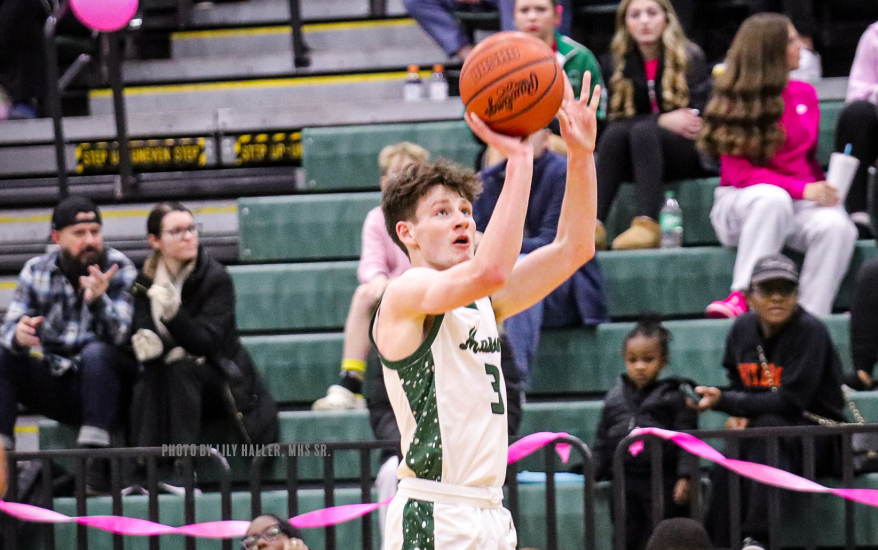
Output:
[429, 64, 448, 101]
[659, 190, 683, 248]
[404, 65, 422, 102]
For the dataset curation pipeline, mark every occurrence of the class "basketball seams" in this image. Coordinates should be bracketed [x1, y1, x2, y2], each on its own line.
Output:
[485, 63, 561, 131]
[462, 56, 558, 110]
[459, 35, 552, 83]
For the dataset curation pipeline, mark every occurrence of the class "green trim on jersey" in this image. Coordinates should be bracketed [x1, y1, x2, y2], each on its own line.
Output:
[403, 499, 435, 550]
[374, 313, 445, 371]
[556, 32, 606, 120]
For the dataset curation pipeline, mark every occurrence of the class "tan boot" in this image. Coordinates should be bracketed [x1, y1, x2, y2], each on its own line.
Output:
[611, 216, 660, 250]
[595, 220, 608, 251]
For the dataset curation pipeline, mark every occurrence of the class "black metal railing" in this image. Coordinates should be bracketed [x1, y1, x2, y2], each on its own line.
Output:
[1, 435, 594, 550]
[612, 423, 878, 550]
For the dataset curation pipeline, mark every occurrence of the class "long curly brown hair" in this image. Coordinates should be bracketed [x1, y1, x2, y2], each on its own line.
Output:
[608, 0, 691, 120]
[698, 13, 791, 165]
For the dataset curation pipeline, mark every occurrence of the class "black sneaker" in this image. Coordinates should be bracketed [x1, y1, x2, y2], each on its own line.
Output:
[85, 457, 111, 496]
[742, 537, 766, 550]
[158, 461, 202, 496]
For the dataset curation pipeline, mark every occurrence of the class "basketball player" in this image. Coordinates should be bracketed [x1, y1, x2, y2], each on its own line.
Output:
[373, 73, 600, 549]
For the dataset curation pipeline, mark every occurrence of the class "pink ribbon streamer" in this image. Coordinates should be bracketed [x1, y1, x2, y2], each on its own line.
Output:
[0, 431, 573, 537]
[632, 427, 878, 505]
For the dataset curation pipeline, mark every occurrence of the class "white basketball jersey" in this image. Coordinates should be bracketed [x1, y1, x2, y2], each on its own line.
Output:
[378, 297, 508, 488]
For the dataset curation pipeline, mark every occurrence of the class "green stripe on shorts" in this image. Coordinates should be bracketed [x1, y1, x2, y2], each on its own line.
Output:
[403, 498, 434, 550]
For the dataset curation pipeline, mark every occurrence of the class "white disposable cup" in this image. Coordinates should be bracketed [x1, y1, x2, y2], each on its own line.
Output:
[826, 152, 860, 202]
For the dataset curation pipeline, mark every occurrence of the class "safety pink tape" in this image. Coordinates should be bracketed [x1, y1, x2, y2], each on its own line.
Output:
[0, 431, 572, 537]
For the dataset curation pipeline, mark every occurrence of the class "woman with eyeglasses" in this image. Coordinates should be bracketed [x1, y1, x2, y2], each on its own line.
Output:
[127, 202, 277, 494]
[242, 515, 308, 550]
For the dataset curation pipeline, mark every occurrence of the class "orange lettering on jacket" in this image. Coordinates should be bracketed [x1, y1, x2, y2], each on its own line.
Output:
[737, 363, 783, 388]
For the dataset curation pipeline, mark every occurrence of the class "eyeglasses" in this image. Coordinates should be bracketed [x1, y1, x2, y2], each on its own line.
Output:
[163, 223, 201, 239]
[240, 525, 306, 550]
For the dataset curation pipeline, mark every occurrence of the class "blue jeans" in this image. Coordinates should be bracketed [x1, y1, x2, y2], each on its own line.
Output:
[403, 0, 573, 56]
[0, 342, 138, 448]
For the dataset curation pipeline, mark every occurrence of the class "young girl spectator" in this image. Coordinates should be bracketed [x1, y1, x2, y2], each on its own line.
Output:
[834, 20, 878, 237]
[596, 0, 712, 250]
[700, 13, 857, 319]
[594, 316, 697, 550]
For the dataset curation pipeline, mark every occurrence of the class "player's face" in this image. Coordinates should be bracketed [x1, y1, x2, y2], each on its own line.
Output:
[625, 0, 667, 48]
[624, 334, 666, 389]
[406, 185, 476, 270]
[514, 0, 560, 44]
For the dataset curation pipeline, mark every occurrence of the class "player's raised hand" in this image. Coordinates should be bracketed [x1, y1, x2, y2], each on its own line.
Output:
[466, 112, 534, 160]
[558, 71, 601, 154]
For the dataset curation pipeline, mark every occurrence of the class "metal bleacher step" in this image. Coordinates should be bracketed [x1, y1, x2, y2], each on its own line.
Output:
[89, 70, 441, 115]
[185, 0, 406, 28]
[125, 19, 445, 84]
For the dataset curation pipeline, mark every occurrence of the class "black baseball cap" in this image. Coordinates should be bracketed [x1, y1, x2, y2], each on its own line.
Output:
[751, 253, 799, 286]
[52, 197, 102, 231]
[645, 518, 713, 550]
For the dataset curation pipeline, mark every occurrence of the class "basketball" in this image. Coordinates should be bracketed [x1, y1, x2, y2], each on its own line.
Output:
[459, 31, 564, 137]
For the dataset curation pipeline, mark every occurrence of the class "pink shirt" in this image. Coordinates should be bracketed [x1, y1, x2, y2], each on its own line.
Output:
[847, 22, 878, 104]
[719, 80, 825, 200]
[357, 206, 411, 284]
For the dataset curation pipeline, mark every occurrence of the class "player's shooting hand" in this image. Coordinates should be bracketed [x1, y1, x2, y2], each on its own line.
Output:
[465, 112, 534, 160]
[14, 315, 43, 347]
[80, 264, 118, 304]
[558, 71, 600, 154]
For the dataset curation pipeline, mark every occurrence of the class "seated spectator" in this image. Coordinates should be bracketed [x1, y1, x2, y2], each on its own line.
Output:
[593, 316, 696, 550]
[847, 256, 878, 390]
[694, 254, 844, 549]
[0, 197, 138, 493]
[750, 0, 821, 81]
[242, 514, 308, 550]
[596, 0, 712, 250]
[0, 0, 47, 119]
[313, 143, 428, 410]
[644, 518, 714, 550]
[476, 127, 607, 383]
[700, 13, 857, 319]
[129, 202, 278, 493]
[514, 0, 604, 106]
[834, 20, 878, 238]
[404, 0, 571, 61]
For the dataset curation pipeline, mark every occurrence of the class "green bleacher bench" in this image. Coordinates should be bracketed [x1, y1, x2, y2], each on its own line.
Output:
[230, 261, 359, 332]
[818, 100, 845, 167]
[301, 121, 481, 191]
[230, 243, 875, 331]
[239, 193, 380, 262]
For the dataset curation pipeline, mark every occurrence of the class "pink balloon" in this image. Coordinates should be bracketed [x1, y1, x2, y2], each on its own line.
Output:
[70, 0, 139, 33]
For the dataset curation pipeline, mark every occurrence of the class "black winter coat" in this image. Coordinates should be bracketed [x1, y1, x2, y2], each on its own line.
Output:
[594, 375, 698, 481]
[131, 246, 278, 445]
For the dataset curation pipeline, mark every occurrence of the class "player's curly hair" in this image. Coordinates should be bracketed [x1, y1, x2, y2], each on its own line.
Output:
[608, 0, 691, 120]
[698, 13, 790, 165]
[382, 159, 482, 254]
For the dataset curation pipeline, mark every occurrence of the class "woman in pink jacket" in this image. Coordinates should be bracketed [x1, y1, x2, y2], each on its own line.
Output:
[699, 13, 857, 319]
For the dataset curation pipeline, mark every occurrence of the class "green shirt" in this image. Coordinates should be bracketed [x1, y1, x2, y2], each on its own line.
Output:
[555, 32, 607, 120]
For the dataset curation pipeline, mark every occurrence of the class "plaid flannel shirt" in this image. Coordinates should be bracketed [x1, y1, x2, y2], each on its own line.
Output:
[0, 248, 137, 375]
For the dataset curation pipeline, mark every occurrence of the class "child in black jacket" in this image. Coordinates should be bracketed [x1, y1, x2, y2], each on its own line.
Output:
[594, 316, 698, 550]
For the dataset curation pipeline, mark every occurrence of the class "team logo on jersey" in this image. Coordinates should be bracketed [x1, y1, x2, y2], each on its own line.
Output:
[459, 328, 501, 353]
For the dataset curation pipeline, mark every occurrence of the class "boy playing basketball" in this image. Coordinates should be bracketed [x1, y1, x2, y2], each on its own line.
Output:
[373, 74, 600, 550]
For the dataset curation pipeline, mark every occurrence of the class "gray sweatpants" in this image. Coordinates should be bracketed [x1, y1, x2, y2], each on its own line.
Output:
[710, 184, 858, 316]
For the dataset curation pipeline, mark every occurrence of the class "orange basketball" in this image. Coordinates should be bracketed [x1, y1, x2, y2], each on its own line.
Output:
[459, 31, 564, 137]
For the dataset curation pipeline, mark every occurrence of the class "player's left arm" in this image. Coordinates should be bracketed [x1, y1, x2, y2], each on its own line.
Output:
[492, 72, 599, 322]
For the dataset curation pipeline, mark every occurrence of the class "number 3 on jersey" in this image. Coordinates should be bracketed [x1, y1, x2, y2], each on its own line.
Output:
[484, 364, 505, 415]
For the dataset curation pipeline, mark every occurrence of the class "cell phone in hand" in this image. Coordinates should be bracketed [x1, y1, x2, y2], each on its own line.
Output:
[679, 383, 701, 402]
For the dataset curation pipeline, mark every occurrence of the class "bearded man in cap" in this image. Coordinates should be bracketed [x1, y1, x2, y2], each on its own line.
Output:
[0, 196, 138, 493]
[693, 253, 845, 549]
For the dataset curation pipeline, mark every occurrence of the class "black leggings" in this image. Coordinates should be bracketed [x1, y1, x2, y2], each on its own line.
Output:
[596, 116, 705, 222]
[0, 0, 47, 104]
[835, 100, 878, 214]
